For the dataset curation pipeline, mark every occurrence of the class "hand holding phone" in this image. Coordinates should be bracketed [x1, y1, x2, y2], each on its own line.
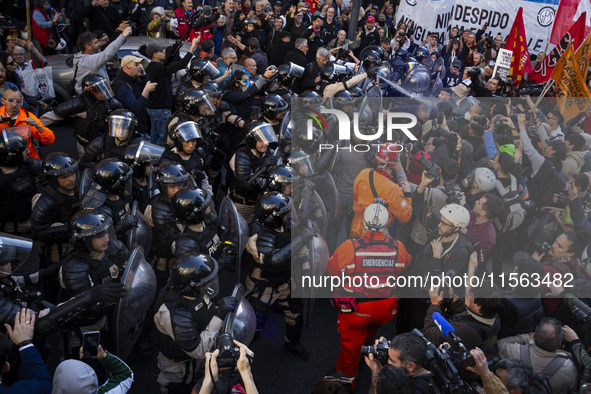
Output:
[82, 331, 101, 359]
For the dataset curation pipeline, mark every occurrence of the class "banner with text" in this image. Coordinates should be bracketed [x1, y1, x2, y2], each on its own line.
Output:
[395, 0, 559, 54]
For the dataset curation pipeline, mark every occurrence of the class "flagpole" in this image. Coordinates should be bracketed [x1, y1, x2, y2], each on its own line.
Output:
[534, 79, 555, 108]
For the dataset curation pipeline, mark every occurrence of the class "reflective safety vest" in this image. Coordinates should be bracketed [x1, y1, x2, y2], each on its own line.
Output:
[343, 236, 408, 298]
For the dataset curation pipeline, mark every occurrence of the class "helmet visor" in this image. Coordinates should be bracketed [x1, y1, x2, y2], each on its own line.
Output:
[0, 233, 33, 274]
[251, 123, 278, 145]
[108, 114, 136, 138]
[196, 93, 216, 116]
[202, 274, 220, 297]
[288, 62, 305, 78]
[202, 61, 220, 79]
[5, 125, 31, 140]
[175, 121, 203, 142]
[135, 141, 165, 164]
[333, 63, 347, 76]
[86, 78, 114, 101]
[290, 153, 315, 177]
[82, 224, 118, 255]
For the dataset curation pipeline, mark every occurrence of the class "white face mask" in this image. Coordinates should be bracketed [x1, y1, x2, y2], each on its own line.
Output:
[464, 112, 471, 121]
[20, 32, 28, 40]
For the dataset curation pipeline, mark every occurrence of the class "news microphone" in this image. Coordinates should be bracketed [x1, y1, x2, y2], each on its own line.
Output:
[432, 312, 455, 338]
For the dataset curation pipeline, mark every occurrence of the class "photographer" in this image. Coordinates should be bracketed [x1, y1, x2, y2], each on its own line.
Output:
[197, 341, 258, 394]
[498, 317, 578, 392]
[466, 348, 532, 394]
[364, 333, 432, 394]
[52, 345, 134, 393]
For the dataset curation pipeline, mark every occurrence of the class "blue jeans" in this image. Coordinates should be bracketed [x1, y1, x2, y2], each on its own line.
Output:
[147, 108, 171, 146]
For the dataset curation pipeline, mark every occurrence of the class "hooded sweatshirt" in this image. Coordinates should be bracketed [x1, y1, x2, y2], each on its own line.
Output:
[562, 150, 585, 178]
[52, 352, 134, 394]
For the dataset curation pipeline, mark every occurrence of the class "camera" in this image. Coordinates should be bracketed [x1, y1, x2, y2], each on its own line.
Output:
[472, 115, 487, 128]
[412, 329, 472, 393]
[534, 241, 551, 255]
[415, 155, 440, 181]
[360, 341, 390, 365]
[555, 180, 573, 206]
[494, 119, 510, 135]
[216, 332, 241, 368]
[572, 306, 590, 325]
[519, 85, 544, 97]
[444, 180, 463, 204]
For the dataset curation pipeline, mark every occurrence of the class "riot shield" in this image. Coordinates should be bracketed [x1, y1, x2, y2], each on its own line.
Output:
[301, 234, 329, 327]
[218, 197, 249, 282]
[297, 189, 328, 238]
[403, 66, 431, 97]
[222, 284, 256, 346]
[315, 172, 340, 226]
[80, 186, 107, 209]
[434, 57, 446, 80]
[430, 76, 443, 98]
[113, 247, 157, 360]
[79, 168, 94, 201]
[146, 172, 160, 200]
[358, 45, 381, 68]
[365, 85, 383, 113]
[0, 233, 33, 274]
[127, 201, 153, 252]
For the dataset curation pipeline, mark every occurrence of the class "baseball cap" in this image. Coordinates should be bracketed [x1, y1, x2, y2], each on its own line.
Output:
[146, 43, 167, 58]
[378, 14, 386, 21]
[121, 55, 144, 68]
[367, 16, 375, 22]
[452, 59, 462, 68]
[545, 138, 567, 161]
[94, 29, 108, 41]
[297, 1, 306, 7]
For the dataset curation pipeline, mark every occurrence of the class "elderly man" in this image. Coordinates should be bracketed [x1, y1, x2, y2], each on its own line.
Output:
[111, 55, 157, 137]
[284, 38, 308, 67]
[0, 87, 54, 160]
[73, 26, 132, 95]
[327, 29, 360, 56]
[301, 47, 330, 91]
[215, 47, 238, 90]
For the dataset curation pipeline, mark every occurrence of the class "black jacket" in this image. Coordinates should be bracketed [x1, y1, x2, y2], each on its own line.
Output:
[146, 50, 194, 109]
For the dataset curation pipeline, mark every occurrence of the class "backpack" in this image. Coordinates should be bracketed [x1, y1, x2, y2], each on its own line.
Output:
[493, 174, 526, 233]
[519, 344, 565, 394]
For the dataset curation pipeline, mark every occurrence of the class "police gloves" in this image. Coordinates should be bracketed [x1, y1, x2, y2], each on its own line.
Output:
[264, 155, 278, 168]
[90, 282, 126, 304]
[215, 296, 237, 319]
[115, 214, 139, 236]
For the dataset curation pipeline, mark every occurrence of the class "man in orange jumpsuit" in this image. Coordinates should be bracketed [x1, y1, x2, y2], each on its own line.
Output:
[327, 200, 412, 387]
[350, 142, 412, 238]
[0, 87, 54, 160]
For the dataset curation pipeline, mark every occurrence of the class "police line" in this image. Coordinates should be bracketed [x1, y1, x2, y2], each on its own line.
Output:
[395, 0, 557, 53]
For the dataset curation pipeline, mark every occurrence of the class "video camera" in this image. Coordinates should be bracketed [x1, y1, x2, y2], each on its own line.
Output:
[443, 180, 463, 204]
[555, 180, 573, 207]
[519, 84, 545, 97]
[533, 241, 551, 255]
[412, 326, 473, 394]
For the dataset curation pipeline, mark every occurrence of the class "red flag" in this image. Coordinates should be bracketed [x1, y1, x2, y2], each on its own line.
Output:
[530, 13, 586, 83]
[550, 0, 591, 46]
[504, 8, 532, 84]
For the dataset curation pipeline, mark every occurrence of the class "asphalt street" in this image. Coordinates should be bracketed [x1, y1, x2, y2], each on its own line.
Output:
[38, 122, 399, 393]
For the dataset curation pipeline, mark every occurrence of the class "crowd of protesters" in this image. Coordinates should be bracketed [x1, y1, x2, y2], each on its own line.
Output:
[0, 0, 587, 394]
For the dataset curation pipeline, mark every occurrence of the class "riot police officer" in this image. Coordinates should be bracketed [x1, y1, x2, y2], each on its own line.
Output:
[31, 152, 80, 303]
[60, 210, 129, 354]
[174, 59, 221, 109]
[81, 158, 138, 239]
[260, 95, 288, 134]
[145, 162, 195, 289]
[121, 142, 164, 213]
[227, 122, 278, 223]
[80, 110, 143, 170]
[245, 192, 314, 360]
[0, 130, 41, 235]
[160, 121, 212, 195]
[0, 233, 125, 335]
[41, 74, 123, 156]
[154, 253, 237, 393]
[267, 63, 305, 102]
[265, 164, 297, 197]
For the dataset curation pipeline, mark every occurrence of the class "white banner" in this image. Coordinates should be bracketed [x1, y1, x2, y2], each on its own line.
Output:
[395, 0, 559, 54]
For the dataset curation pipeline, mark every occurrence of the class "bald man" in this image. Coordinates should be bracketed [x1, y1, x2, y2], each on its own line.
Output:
[243, 58, 258, 77]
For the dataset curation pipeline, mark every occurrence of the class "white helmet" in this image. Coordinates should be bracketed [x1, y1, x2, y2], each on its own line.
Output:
[474, 167, 496, 193]
[152, 6, 165, 15]
[363, 199, 389, 232]
[440, 204, 470, 229]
